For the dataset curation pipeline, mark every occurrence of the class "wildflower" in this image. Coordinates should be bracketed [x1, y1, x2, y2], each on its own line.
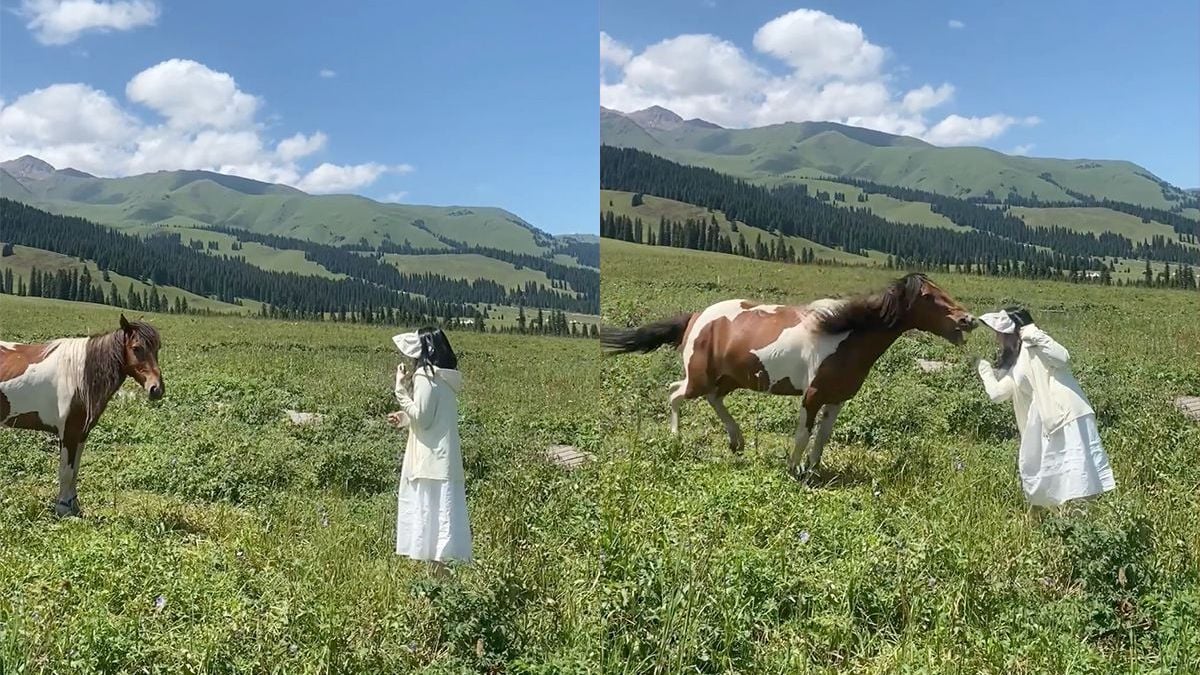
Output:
[153, 595, 166, 612]
[798, 530, 810, 544]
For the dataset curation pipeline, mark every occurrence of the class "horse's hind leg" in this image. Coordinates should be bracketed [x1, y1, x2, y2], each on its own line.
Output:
[667, 380, 686, 434]
[706, 392, 744, 454]
[803, 403, 843, 473]
[54, 439, 83, 517]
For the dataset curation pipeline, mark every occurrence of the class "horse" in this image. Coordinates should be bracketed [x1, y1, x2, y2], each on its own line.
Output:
[600, 273, 976, 477]
[1, 315, 164, 516]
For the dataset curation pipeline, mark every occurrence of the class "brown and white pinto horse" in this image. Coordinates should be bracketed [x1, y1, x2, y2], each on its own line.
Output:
[601, 274, 976, 477]
[1, 316, 164, 516]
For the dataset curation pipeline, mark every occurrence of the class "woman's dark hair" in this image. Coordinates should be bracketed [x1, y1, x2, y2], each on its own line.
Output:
[993, 331, 1020, 370]
[1005, 305, 1034, 329]
[415, 326, 458, 372]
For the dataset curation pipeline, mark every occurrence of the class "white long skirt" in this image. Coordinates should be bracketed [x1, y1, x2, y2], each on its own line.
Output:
[1019, 412, 1116, 507]
[395, 475, 473, 562]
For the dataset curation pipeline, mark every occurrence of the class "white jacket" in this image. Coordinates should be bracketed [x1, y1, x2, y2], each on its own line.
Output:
[394, 367, 464, 481]
[976, 324, 1095, 437]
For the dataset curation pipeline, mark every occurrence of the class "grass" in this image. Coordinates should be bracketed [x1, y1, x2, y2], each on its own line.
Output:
[1011, 207, 1194, 246]
[383, 254, 565, 293]
[0, 245, 254, 315]
[126, 224, 347, 279]
[599, 239, 1200, 673]
[600, 190, 878, 266]
[0, 294, 600, 673]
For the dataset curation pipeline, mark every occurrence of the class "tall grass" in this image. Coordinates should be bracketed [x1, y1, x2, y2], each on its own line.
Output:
[599, 240, 1200, 673]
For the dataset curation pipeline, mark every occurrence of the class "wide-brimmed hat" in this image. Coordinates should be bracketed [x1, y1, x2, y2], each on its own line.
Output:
[978, 311, 1016, 334]
[391, 332, 422, 358]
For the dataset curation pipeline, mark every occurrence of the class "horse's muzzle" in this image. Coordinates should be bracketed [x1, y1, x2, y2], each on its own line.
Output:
[958, 315, 979, 331]
[148, 383, 165, 400]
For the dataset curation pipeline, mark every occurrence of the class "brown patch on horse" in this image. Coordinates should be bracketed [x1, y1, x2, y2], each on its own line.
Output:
[684, 305, 812, 396]
[0, 342, 57, 382]
[5, 411, 57, 434]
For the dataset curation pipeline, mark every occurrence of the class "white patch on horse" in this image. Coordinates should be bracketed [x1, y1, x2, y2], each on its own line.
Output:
[750, 300, 851, 391]
[680, 299, 754, 374]
[0, 338, 87, 432]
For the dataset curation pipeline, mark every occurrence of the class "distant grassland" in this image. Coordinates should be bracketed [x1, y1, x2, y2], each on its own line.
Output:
[0, 245, 255, 314]
[0, 294, 600, 672]
[599, 239, 1200, 673]
[601, 189, 883, 265]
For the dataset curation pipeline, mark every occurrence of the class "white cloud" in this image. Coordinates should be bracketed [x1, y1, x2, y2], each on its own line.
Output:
[319, 68, 337, 79]
[924, 114, 1040, 146]
[20, 0, 158, 45]
[297, 162, 398, 194]
[1009, 143, 1035, 156]
[600, 32, 632, 67]
[276, 131, 327, 162]
[0, 60, 407, 195]
[127, 59, 258, 130]
[381, 191, 409, 203]
[948, 19, 965, 29]
[753, 9, 885, 82]
[601, 9, 1038, 147]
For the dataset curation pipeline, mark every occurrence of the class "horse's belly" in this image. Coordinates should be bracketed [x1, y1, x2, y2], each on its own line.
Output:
[751, 327, 850, 395]
[0, 374, 62, 432]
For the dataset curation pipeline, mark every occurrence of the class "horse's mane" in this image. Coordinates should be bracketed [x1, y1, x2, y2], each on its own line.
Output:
[80, 321, 161, 428]
[816, 273, 928, 334]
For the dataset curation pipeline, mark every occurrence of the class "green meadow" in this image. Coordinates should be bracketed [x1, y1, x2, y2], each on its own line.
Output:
[599, 239, 1200, 673]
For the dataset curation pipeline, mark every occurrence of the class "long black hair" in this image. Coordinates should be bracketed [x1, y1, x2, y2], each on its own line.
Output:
[993, 305, 1033, 369]
[415, 326, 458, 372]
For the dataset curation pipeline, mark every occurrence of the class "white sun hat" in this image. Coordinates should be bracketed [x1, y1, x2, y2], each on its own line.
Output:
[979, 311, 1016, 334]
[392, 332, 422, 358]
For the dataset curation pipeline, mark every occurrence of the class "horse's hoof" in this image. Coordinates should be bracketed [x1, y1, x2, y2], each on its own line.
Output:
[54, 499, 81, 518]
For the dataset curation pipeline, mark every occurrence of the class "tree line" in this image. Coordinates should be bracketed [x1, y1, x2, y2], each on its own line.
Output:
[201, 225, 598, 314]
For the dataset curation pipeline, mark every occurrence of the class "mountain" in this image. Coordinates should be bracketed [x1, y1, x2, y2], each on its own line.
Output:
[600, 107, 1192, 209]
[0, 156, 593, 265]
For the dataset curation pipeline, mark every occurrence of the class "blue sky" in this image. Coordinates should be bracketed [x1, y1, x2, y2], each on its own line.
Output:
[601, 0, 1199, 188]
[0, 0, 598, 234]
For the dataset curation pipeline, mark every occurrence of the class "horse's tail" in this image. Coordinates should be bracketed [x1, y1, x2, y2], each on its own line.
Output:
[601, 313, 693, 355]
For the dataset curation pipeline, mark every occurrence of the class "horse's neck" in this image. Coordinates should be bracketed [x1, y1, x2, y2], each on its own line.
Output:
[846, 327, 906, 366]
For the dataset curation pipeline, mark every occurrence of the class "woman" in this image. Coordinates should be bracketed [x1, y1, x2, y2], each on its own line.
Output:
[974, 307, 1116, 507]
[390, 326, 472, 566]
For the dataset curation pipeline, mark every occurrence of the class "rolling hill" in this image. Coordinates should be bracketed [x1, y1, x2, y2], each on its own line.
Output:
[600, 106, 1196, 210]
[0, 156, 599, 325]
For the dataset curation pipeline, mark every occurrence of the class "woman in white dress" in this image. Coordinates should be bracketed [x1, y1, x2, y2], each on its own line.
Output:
[974, 307, 1116, 508]
[389, 327, 472, 566]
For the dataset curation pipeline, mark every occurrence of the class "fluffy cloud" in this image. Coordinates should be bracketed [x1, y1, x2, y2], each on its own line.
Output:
[20, 0, 159, 45]
[948, 19, 965, 29]
[600, 31, 632, 67]
[0, 60, 406, 194]
[601, 9, 1037, 147]
[380, 191, 410, 203]
[1009, 143, 1035, 156]
[319, 68, 337, 79]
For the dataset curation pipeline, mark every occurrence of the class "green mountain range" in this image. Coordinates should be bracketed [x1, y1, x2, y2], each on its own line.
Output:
[0, 155, 592, 260]
[600, 106, 1191, 210]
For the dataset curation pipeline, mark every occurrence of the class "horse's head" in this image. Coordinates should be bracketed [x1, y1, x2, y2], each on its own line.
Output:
[119, 315, 164, 400]
[883, 273, 976, 345]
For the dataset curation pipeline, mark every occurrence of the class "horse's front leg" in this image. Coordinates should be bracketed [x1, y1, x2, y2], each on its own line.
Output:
[787, 403, 819, 478]
[54, 439, 83, 517]
[803, 403, 843, 474]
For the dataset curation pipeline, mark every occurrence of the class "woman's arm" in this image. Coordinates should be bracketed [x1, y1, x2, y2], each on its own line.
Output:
[976, 358, 1015, 403]
[395, 372, 438, 429]
[1020, 327, 1070, 366]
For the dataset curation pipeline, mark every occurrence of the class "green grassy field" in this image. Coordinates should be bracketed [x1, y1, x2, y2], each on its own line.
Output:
[0, 245, 254, 315]
[0, 295, 600, 672]
[599, 239, 1200, 673]
[383, 254, 565, 293]
[601, 190, 880, 266]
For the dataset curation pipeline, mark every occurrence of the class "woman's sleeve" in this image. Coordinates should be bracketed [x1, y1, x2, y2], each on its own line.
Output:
[395, 374, 438, 429]
[976, 359, 1015, 403]
[1021, 328, 1070, 366]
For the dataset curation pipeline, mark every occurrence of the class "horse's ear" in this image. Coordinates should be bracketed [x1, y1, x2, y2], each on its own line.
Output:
[880, 283, 901, 326]
[120, 314, 132, 332]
